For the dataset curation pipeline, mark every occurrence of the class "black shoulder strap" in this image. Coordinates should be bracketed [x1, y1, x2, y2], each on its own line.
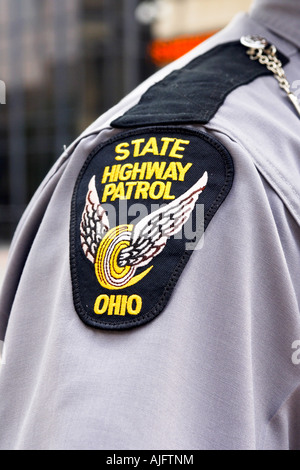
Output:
[111, 41, 288, 128]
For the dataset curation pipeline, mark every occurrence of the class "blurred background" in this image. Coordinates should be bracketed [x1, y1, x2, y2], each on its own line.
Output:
[0, 0, 251, 286]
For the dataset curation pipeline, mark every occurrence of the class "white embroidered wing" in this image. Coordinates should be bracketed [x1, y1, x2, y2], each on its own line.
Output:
[118, 171, 208, 268]
[80, 175, 110, 263]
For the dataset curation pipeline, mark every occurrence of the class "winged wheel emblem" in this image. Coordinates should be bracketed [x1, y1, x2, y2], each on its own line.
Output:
[80, 172, 208, 290]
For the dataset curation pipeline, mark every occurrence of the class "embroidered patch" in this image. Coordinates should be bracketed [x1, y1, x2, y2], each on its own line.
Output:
[70, 127, 234, 330]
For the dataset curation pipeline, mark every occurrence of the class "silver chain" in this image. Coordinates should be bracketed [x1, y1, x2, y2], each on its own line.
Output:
[241, 35, 300, 117]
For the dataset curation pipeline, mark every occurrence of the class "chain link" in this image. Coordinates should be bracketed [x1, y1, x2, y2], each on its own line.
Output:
[241, 36, 300, 117]
[247, 45, 291, 94]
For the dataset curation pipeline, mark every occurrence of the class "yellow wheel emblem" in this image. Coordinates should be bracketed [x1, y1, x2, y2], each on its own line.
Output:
[95, 224, 153, 290]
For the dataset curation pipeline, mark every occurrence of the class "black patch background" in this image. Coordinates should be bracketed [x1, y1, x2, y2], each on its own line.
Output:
[70, 127, 234, 330]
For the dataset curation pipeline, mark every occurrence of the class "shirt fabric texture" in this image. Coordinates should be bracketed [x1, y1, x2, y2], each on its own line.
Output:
[0, 0, 300, 450]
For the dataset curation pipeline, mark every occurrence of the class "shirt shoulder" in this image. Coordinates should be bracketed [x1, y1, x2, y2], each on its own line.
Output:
[111, 39, 288, 129]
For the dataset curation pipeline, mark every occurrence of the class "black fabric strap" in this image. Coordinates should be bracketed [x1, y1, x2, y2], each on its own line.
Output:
[111, 41, 288, 128]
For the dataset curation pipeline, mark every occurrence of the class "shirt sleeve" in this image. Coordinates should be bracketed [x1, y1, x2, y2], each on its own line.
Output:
[0, 126, 300, 450]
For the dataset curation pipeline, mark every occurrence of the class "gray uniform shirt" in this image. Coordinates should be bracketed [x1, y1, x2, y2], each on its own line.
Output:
[1, 0, 300, 450]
